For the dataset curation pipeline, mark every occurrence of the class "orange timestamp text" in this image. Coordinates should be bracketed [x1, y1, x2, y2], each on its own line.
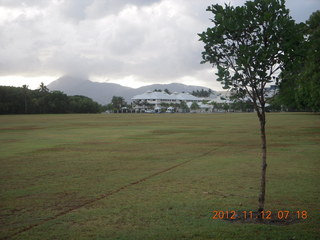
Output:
[211, 210, 308, 220]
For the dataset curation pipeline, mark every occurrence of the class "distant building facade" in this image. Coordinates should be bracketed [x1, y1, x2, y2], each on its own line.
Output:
[130, 86, 278, 113]
[132, 90, 208, 112]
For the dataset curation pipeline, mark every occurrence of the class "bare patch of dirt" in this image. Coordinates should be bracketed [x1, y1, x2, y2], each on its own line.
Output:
[0, 126, 43, 131]
[51, 192, 91, 212]
[269, 143, 295, 148]
[0, 139, 20, 143]
[151, 129, 182, 135]
[36, 146, 91, 153]
[82, 141, 113, 145]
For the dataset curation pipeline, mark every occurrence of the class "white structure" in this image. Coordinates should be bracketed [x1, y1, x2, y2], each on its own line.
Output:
[131, 86, 279, 113]
[132, 90, 203, 112]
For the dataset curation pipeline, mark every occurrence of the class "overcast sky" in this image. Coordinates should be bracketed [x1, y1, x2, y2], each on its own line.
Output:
[0, 0, 319, 90]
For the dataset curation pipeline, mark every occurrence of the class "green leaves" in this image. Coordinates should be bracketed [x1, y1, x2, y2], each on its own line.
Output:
[199, 0, 302, 107]
[288, 11, 320, 111]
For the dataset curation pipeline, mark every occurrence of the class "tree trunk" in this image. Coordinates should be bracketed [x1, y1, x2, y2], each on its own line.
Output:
[258, 112, 267, 213]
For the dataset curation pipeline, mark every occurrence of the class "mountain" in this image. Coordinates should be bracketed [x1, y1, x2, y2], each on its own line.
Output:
[48, 76, 213, 104]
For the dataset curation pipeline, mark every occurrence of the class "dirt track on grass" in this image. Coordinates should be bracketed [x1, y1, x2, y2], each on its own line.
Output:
[1, 148, 219, 240]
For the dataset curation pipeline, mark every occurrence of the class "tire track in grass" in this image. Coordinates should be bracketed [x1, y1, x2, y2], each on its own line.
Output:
[2, 148, 221, 240]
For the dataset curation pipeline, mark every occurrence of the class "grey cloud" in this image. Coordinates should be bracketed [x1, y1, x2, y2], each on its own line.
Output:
[61, 0, 161, 21]
[62, 0, 93, 21]
[0, 0, 48, 7]
[0, 0, 318, 89]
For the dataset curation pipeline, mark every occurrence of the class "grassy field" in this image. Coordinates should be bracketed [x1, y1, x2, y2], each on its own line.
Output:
[0, 113, 319, 240]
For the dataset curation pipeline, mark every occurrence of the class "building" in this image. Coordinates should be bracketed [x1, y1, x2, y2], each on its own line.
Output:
[131, 86, 279, 113]
[132, 90, 204, 112]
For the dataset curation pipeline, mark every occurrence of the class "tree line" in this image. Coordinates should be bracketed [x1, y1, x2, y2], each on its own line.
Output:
[0, 84, 102, 114]
[191, 89, 213, 97]
[276, 10, 320, 112]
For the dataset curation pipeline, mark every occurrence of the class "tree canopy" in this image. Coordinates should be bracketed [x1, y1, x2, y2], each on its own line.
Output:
[199, 0, 302, 108]
[106, 96, 127, 112]
[279, 10, 320, 111]
[190, 102, 200, 110]
[0, 85, 102, 114]
[191, 89, 212, 97]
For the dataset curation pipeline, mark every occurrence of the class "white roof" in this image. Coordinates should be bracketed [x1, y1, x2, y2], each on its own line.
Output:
[175, 93, 202, 101]
[132, 91, 175, 100]
[132, 91, 202, 101]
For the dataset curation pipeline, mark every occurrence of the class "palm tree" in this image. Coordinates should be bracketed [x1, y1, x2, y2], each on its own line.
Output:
[39, 82, 49, 93]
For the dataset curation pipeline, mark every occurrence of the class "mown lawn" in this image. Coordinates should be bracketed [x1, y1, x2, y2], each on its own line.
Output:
[0, 113, 319, 240]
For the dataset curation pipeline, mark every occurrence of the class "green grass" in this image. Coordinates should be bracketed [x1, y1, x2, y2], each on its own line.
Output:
[0, 113, 319, 240]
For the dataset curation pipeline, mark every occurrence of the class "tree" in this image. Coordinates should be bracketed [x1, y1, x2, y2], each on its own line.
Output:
[45, 91, 69, 113]
[279, 10, 320, 112]
[199, 0, 303, 213]
[110, 96, 126, 113]
[69, 95, 101, 113]
[191, 89, 212, 97]
[0, 86, 26, 114]
[38, 82, 49, 93]
[0, 86, 102, 114]
[160, 102, 169, 108]
[190, 102, 200, 111]
[179, 101, 189, 112]
[299, 11, 320, 112]
[164, 89, 171, 94]
[22, 85, 29, 114]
